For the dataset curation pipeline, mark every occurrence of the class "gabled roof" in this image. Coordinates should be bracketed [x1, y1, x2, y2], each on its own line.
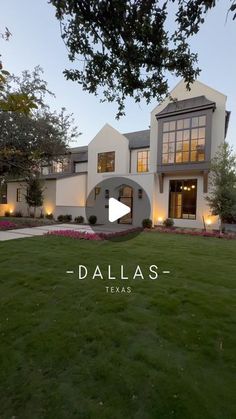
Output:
[123, 129, 150, 149]
[156, 96, 216, 119]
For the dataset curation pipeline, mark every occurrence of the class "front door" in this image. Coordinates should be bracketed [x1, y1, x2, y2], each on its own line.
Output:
[118, 186, 133, 224]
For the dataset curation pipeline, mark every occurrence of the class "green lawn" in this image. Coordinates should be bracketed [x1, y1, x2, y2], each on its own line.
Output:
[0, 232, 235, 419]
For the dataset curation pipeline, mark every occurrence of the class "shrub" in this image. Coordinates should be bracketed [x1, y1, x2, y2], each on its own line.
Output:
[142, 218, 152, 229]
[57, 214, 72, 222]
[45, 213, 54, 220]
[88, 215, 97, 225]
[75, 215, 84, 224]
[4, 211, 10, 217]
[14, 210, 23, 217]
[163, 218, 174, 228]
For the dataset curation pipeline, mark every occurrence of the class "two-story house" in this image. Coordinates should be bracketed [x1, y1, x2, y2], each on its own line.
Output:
[0, 80, 230, 229]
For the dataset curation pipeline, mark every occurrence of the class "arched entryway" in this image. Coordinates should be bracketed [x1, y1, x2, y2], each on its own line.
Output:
[118, 185, 133, 224]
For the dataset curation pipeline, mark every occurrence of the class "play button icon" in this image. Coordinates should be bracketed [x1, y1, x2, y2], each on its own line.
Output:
[108, 198, 130, 223]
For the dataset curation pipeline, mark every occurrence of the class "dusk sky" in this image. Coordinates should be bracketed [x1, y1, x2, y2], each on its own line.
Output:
[1, 0, 236, 147]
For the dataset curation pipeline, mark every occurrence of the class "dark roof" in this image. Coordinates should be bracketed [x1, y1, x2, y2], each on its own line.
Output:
[41, 172, 85, 180]
[156, 96, 216, 118]
[123, 129, 150, 149]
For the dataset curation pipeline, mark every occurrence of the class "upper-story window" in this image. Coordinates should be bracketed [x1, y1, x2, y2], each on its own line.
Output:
[137, 150, 149, 172]
[162, 115, 206, 164]
[41, 157, 70, 175]
[97, 151, 115, 173]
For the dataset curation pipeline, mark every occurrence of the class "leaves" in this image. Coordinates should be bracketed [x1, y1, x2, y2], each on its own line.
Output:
[206, 143, 236, 223]
[50, 0, 233, 118]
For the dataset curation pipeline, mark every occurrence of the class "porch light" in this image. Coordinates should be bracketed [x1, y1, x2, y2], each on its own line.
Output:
[10, 209, 13, 214]
[158, 217, 163, 223]
[206, 219, 212, 226]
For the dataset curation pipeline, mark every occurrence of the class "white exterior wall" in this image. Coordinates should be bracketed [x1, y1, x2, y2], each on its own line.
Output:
[87, 124, 129, 194]
[3, 179, 57, 217]
[56, 174, 87, 207]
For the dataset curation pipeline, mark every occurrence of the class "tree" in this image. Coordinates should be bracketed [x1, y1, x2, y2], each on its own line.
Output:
[50, 0, 236, 117]
[25, 175, 44, 217]
[0, 65, 54, 114]
[0, 67, 79, 179]
[0, 107, 78, 178]
[206, 143, 236, 230]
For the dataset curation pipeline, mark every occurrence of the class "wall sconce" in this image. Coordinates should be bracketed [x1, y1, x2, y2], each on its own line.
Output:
[138, 188, 143, 199]
[158, 217, 163, 223]
[105, 189, 109, 199]
[206, 219, 212, 226]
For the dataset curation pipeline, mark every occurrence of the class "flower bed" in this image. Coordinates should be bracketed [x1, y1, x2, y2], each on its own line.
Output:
[151, 226, 236, 240]
[45, 228, 142, 241]
[0, 221, 17, 230]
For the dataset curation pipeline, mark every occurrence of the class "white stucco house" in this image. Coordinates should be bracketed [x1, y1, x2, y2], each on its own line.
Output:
[0, 80, 230, 229]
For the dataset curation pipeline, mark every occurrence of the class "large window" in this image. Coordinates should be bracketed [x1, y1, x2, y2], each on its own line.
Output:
[97, 151, 115, 173]
[162, 115, 206, 164]
[169, 179, 197, 219]
[137, 150, 149, 172]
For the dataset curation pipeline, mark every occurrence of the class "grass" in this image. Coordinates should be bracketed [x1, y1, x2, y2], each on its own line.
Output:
[0, 232, 235, 419]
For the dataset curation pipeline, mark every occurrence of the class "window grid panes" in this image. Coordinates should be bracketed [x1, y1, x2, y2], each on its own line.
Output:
[137, 150, 149, 172]
[97, 152, 115, 173]
[162, 115, 206, 164]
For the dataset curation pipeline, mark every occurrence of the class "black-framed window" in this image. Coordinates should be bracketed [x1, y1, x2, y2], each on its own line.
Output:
[0, 184, 7, 204]
[97, 152, 115, 173]
[169, 179, 197, 219]
[137, 150, 149, 172]
[16, 188, 23, 202]
[162, 115, 206, 164]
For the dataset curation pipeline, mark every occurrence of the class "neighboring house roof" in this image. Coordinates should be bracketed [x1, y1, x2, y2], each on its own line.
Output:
[41, 172, 85, 180]
[156, 96, 216, 118]
[123, 129, 150, 149]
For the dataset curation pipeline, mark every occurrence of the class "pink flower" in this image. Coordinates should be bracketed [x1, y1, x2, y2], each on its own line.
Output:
[45, 228, 142, 241]
[0, 221, 17, 230]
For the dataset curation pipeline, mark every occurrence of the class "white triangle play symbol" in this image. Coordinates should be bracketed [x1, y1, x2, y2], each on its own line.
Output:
[108, 197, 131, 223]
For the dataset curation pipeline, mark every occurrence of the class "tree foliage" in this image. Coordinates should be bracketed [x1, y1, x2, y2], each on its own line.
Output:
[206, 143, 236, 225]
[0, 107, 79, 178]
[0, 67, 79, 178]
[50, 0, 235, 117]
[0, 65, 54, 114]
[25, 175, 44, 217]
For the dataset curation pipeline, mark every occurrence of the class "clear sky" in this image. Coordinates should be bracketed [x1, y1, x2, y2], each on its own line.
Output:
[1, 0, 236, 148]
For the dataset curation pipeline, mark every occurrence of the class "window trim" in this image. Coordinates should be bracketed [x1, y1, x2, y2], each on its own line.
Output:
[157, 108, 213, 172]
[16, 188, 23, 203]
[168, 179, 198, 220]
[137, 150, 149, 173]
[97, 151, 115, 173]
